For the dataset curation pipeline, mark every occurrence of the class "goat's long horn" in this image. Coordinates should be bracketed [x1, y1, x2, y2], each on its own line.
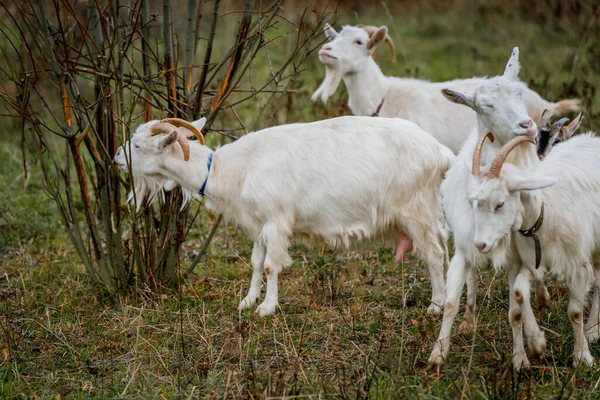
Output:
[488, 135, 535, 179]
[161, 118, 205, 144]
[554, 117, 570, 129]
[357, 24, 397, 63]
[472, 132, 494, 178]
[150, 121, 191, 161]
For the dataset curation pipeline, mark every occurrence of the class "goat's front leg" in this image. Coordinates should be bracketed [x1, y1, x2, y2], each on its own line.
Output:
[238, 241, 266, 311]
[584, 269, 600, 343]
[458, 267, 477, 334]
[569, 282, 594, 367]
[533, 269, 551, 310]
[255, 222, 291, 317]
[514, 270, 546, 360]
[428, 250, 469, 370]
[508, 267, 530, 370]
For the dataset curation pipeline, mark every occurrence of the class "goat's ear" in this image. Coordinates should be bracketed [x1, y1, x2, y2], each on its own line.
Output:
[507, 174, 557, 192]
[158, 130, 178, 150]
[367, 26, 388, 50]
[441, 88, 475, 109]
[324, 23, 338, 41]
[561, 112, 583, 141]
[540, 109, 552, 129]
[191, 117, 207, 133]
[503, 47, 520, 81]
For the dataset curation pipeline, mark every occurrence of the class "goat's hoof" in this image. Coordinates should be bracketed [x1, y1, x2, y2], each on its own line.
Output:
[513, 353, 531, 371]
[527, 332, 546, 358]
[238, 296, 257, 311]
[457, 319, 475, 336]
[573, 352, 594, 368]
[427, 303, 443, 316]
[255, 301, 277, 317]
[427, 346, 446, 372]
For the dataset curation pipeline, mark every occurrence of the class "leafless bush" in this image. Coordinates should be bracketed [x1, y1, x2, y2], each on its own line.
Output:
[0, 0, 331, 292]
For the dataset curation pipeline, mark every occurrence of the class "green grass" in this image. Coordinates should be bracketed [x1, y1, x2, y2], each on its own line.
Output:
[2, 1, 600, 398]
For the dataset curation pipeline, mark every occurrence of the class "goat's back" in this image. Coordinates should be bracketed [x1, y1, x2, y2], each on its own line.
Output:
[212, 116, 453, 245]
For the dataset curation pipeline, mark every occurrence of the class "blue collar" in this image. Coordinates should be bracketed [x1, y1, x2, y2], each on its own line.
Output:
[199, 153, 213, 196]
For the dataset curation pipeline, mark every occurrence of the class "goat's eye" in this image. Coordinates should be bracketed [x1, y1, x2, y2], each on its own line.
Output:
[482, 104, 495, 109]
[354, 40, 363, 45]
[134, 142, 140, 149]
[495, 202, 505, 211]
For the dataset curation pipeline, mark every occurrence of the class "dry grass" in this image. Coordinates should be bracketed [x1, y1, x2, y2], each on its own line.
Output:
[2, 0, 600, 398]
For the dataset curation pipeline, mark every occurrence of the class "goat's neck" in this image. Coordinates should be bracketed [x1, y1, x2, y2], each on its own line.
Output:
[519, 190, 545, 234]
[343, 58, 388, 116]
[164, 144, 213, 193]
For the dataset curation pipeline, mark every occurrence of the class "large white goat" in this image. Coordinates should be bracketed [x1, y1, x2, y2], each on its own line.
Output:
[428, 48, 551, 370]
[313, 24, 580, 153]
[114, 116, 454, 316]
[466, 130, 600, 367]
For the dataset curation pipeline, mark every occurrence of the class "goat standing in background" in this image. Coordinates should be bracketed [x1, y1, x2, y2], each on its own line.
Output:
[313, 24, 580, 153]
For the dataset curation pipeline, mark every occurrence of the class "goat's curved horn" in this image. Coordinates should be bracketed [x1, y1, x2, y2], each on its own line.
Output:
[488, 135, 535, 179]
[554, 117, 570, 129]
[151, 122, 191, 161]
[357, 24, 397, 63]
[161, 118, 205, 144]
[472, 132, 494, 178]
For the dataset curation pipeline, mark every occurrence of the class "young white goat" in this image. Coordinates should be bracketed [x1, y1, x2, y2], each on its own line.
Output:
[428, 48, 551, 370]
[313, 24, 580, 153]
[114, 116, 454, 316]
[536, 110, 584, 160]
[467, 130, 600, 367]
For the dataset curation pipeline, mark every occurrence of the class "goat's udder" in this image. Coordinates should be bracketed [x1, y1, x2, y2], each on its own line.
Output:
[394, 235, 413, 262]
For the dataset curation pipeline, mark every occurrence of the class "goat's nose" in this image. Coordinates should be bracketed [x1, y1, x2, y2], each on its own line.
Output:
[322, 45, 332, 51]
[519, 119, 533, 129]
[475, 242, 487, 252]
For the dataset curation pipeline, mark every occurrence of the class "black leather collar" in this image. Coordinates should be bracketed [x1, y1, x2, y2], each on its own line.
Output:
[518, 203, 545, 269]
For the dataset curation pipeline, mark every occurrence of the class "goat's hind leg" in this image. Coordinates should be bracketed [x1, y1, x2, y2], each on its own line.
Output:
[584, 268, 600, 343]
[406, 222, 445, 315]
[239, 241, 267, 311]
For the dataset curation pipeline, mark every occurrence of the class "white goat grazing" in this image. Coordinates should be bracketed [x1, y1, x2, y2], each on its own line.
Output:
[114, 116, 454, 316]
[313, 24, 581, 153]
[428, 48, 551, 370]
[467, 130, 600, 367]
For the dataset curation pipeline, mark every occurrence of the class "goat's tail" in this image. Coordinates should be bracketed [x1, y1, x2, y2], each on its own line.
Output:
[550, 98, 581, 116]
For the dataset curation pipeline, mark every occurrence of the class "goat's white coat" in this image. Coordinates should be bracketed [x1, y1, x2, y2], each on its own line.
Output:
[428, 48, 551, 370]
[314, 25, 580, 153]
[114, 116, 454, 316]
[469, 133, 600, 366]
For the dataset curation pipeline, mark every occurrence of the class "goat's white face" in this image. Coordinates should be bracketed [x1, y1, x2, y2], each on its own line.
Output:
[114, 117, 207, 184]
[442, 48, 536, 142]
[318, 25, 386, 74]
[469, 164, 556, 254]
[114, 121, 169, 178]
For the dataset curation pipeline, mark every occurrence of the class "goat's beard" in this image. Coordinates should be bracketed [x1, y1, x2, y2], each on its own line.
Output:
[312, 64, 343, 104]
[127, 174, 195, 211]
[490, 234, 511, 271]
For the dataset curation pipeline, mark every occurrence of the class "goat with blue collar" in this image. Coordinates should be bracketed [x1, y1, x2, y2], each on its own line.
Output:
[114, 115, 454, 317]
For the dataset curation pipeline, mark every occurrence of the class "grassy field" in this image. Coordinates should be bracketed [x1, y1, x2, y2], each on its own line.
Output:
[2, 0, 600, 398]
